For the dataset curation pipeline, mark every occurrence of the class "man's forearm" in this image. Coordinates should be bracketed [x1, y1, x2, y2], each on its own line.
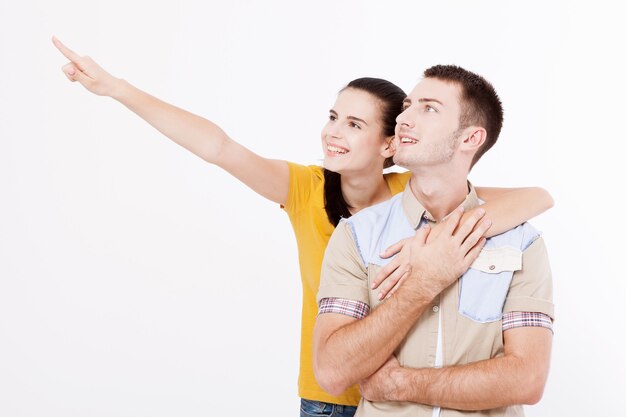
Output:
[390, 351, 548, 409]
[315, 279, 436, 395]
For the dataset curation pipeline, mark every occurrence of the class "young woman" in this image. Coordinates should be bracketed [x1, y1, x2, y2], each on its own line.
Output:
[53, 37, 554, 417]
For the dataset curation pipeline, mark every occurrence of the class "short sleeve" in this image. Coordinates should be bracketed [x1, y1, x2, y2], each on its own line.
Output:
[503, 237, 554, 320]
[282, 162, 321, 215]
[317, 222, 370, 306]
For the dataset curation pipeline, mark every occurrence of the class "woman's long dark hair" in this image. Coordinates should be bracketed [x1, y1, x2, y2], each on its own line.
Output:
[324, 78, 406, 226]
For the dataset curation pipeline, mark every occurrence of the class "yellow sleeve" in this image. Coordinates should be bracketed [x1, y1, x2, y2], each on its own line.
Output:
[282, 162, 323, 216]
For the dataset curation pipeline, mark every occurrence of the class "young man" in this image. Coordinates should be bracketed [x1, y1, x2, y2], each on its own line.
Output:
[312, 65, 553, 417]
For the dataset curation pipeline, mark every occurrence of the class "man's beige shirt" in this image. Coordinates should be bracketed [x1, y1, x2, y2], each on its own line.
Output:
[318, 184, 553, 417]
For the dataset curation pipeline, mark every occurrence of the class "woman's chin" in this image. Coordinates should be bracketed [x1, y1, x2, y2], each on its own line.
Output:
[322, 158, 342, 173]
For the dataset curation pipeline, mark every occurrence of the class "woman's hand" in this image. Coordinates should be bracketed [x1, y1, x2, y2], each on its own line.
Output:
[372, 207, 491, 299]
[52, 36, 122, 97]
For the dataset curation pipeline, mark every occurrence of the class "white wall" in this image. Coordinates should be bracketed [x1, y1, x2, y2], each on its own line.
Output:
[1, 0, 623, 415]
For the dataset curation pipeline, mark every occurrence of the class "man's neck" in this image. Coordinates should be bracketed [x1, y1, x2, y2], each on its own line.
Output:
[409, 165, 469, 222]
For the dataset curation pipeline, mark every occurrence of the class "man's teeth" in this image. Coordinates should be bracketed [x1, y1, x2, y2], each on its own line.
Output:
[328, 145, 348, 154]
[400, 137, 418, 144]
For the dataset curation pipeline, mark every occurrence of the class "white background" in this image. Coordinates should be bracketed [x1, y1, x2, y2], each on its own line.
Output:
[1, 1, 624, 416]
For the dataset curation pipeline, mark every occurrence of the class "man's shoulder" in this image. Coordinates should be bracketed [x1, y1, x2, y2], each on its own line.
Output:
[344, 192, 404, 228]
[340, 192, 414, 268]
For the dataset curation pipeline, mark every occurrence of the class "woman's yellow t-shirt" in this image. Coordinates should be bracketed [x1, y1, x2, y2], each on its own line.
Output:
[282, 162, 410, 406]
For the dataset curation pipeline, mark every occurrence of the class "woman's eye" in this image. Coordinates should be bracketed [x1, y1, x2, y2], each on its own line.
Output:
[329, 114, 337, 121]
[349, 122, 361, 129]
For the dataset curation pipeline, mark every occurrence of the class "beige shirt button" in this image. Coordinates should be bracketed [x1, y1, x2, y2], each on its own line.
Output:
[432, 305, 439, 313]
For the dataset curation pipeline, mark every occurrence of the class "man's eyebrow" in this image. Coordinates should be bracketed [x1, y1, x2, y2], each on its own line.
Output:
[418, 98, 444, 106]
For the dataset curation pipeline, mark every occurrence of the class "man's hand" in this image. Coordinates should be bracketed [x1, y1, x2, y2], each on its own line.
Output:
[359, 355, 402, 402]
[52, 36, 122, 97]
[373, 207, 491, 300]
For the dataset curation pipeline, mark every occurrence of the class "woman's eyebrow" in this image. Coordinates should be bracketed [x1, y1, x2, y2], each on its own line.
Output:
[347, 116, 368, 125]
[329, 110, 368, 125]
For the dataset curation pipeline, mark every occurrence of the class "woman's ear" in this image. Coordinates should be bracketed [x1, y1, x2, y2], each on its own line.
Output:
[381, 135, 396, 158]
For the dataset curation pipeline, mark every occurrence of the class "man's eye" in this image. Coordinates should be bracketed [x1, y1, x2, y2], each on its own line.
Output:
[349, 122, 361, 129]
[426, 105, 436, 113]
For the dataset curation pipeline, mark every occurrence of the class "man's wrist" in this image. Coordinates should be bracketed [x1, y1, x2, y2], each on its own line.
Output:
[391, 366, 431, 404]
[401, 270, 440, 303]
[388, 366, 410, 402]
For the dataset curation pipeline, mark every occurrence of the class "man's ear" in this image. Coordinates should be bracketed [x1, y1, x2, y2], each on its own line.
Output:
[461, 127, 486, 152]
[381, 135, 396, 158]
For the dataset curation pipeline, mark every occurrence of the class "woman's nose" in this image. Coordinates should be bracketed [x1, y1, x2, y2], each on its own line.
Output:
[327, 125, 342, 139]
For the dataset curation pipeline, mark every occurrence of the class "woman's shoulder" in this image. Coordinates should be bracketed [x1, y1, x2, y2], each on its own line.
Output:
[283, 163, 325, 215]
[287, 162, 325, 181]
[384, 170, 411, 194]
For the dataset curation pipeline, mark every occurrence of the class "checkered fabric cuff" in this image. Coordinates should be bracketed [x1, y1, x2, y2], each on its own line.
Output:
[318, 298, 370, 320]
[502, 311, 553, 333]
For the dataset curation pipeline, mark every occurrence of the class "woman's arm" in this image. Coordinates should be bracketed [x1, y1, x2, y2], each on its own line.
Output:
[52, 37, 289, 205]
[473, 187, 554, 237]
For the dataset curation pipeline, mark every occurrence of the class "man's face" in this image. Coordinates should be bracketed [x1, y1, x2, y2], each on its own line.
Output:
[393, 77, 464, 169]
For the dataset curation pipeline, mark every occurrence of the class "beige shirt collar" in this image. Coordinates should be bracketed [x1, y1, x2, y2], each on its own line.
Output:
[401, 178, 480, 229]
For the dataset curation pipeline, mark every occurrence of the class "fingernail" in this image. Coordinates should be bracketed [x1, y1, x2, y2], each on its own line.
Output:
[485, 219, 492, 226]
[378, 293, 384, 300]
[459, 206, 465, 212]
[68, 67, 75, 75]
[478, 208, 485, 215]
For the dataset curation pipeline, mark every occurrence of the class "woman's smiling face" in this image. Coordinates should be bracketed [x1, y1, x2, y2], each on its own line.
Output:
[321, 88, 392, 176]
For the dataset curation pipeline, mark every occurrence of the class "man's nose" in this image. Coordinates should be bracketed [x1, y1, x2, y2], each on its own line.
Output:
[396, 109, 414, 128]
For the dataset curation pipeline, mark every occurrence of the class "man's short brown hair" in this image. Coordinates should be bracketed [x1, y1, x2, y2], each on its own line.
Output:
[424, 65, 504, 167]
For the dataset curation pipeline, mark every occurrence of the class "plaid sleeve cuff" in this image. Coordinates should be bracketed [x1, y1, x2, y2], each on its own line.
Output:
[318, 297, 370, 320]
[502, 311, 553, 333]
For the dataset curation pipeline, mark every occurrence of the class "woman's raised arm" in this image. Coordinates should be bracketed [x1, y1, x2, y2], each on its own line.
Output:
[52, 37, 289, 205]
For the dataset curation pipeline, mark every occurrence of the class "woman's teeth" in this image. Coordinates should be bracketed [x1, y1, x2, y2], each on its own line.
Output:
[327, 145, 348, 154]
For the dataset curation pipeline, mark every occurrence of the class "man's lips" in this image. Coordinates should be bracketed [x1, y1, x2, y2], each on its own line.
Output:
[398, 134, 418, 145]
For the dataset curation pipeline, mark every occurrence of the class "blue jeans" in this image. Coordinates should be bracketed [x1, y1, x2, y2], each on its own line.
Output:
[300, 399, 357, 417]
